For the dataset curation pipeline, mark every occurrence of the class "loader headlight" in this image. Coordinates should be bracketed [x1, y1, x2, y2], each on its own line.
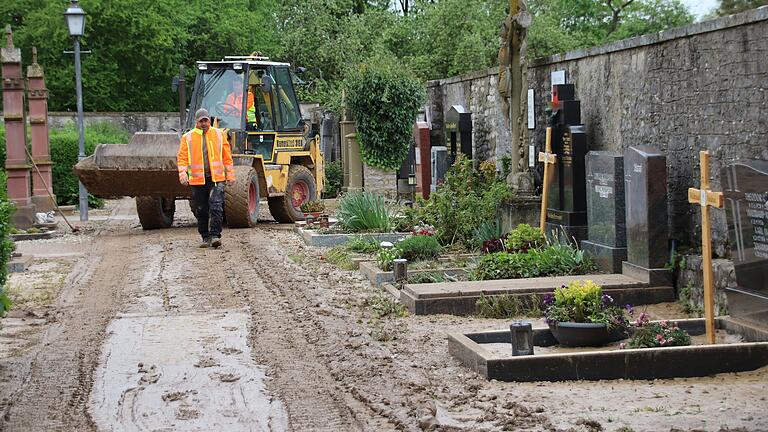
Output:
[197, 63, 208, 71]
[233, 63, 242, 71]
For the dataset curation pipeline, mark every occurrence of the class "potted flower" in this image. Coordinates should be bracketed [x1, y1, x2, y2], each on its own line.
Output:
[542, 280, 630, 347]
[300, 200, 325, 219]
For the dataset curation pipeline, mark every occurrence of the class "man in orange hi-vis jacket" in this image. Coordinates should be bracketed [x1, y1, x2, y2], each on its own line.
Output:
[177, 108, 236, 248]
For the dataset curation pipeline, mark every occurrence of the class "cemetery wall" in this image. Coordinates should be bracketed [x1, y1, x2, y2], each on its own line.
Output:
[426, 7, 768, 252]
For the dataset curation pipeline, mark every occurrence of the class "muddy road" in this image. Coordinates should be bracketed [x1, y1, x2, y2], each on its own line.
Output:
[0, 199, 765, 431]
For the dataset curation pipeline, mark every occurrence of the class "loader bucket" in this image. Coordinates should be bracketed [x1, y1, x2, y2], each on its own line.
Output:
[74, 132, 192, 199]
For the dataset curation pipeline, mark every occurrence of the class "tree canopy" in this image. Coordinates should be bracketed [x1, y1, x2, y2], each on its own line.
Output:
[1, 0, 697, 113]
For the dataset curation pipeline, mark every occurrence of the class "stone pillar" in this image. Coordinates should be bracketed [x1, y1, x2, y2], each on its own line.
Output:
[1, 26, 34, 227]
[27, 47, 55, 212]
[413, 121, 431, 199]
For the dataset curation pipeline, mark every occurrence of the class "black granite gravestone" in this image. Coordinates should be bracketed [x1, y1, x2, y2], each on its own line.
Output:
[722, 159, 768, 330]
[621, 146, 672, 285]
[581, 151, 627, 273]
[445, 105, 472, 164]
[545, 84, 588, 242]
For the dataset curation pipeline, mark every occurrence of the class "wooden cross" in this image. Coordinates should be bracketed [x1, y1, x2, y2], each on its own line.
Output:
[687, 150, 724, 344]
[538, 127, 557, 233]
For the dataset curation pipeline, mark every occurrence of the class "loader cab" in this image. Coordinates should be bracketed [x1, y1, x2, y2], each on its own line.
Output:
[187, 61, 303, 134]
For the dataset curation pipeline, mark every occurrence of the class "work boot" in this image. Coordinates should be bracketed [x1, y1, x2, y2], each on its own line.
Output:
[210, 237, 222, 248]
[199, 237, 211, 248]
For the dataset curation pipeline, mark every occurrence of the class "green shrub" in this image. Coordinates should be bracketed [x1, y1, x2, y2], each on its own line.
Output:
[338, 191, 391, 232]
[396, 235, 442, 262]
[345, 236, 379, 253]
[471, 251, 537, 280]
[471, 244, 595, 281]
[49, 122, 130, 207]
[415, 157, 511, 248]
[505, 223, 545, 253]
[347, 60, 425, 171]
[0, 200, 15, 314]
[322, 160, 343, 198]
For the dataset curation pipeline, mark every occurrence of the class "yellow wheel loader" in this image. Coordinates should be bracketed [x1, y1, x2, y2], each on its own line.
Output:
[75, 55, 324, 229]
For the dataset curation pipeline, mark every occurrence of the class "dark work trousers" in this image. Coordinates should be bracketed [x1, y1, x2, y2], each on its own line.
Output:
[191, 178, 225, 240]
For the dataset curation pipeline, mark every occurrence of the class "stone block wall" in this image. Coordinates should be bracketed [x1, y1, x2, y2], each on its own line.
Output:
[363, 164, 397, 198]
[425, 7, 768, 253]
[675, 254, 735, 316]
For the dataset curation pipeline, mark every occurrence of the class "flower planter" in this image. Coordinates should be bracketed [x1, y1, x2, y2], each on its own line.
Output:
[549, 322, 612, 347]
[303, 212, 322, 219]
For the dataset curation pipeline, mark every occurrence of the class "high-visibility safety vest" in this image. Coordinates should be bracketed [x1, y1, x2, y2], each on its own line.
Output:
[177, 127, 236, 185]
[226, 91, 256, 122]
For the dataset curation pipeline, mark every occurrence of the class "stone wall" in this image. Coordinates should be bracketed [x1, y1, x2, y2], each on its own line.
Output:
[676, 254, 735, 316]
[425, 7, 768, 253]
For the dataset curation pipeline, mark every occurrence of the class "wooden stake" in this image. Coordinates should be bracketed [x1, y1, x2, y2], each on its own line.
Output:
[538, 127, 557, 233]
[687, 150, 724, 344]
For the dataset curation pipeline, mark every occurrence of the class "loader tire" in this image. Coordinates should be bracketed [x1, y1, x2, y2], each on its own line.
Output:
[268, 164, 316, 223]
[225, 166, 260, 228]
[136, 196, 175, 230]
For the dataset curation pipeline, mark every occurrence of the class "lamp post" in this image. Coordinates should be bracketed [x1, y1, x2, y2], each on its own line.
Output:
[64, 0, 88, 221]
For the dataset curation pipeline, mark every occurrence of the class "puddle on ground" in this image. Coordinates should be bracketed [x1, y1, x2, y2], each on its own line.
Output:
[89, 311, 288, 431]
[483, 329, 745, 358]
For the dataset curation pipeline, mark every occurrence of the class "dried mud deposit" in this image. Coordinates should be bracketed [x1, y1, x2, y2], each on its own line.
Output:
[0, 198, 764, 431]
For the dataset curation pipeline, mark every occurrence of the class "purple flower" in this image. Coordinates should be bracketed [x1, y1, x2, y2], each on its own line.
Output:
[625, 304, 634, 315]
[541, 294, 554, 308]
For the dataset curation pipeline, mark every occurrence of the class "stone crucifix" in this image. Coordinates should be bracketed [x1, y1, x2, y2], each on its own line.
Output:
[687, 150, 724, 344]
[538, 127, 557, 233]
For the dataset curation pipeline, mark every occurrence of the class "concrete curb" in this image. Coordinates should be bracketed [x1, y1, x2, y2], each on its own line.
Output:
[359, 260, 469, 286]
[294, 227, 408, 247]
[449, 317, 768, 382]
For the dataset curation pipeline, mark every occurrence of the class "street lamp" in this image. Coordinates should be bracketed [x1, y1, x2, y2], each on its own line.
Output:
[64, 0, 88, 221]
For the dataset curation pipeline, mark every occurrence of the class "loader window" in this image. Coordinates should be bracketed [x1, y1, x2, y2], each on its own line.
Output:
[274, 67, 301, 131]
[188, 68, 245, 130]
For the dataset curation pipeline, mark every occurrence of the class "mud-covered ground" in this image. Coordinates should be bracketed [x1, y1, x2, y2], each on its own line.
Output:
[0, 198, 765, 432]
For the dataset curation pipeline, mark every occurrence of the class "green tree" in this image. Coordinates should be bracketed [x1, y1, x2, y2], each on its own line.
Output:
[715, 0, 768, 15]
[1, 0, 279, 112]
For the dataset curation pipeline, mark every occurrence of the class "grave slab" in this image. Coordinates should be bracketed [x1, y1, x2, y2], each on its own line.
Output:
[448, 317, 768, 382]
[7, 254, 32, 273]
[401, 274, 674, 315]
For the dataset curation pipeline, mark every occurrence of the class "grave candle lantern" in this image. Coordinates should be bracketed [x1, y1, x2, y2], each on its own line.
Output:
[393, 258, 408, 283]
[510, 321, 534, 356]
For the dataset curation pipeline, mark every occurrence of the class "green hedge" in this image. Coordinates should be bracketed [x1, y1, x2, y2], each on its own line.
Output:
[347, 60, 424, 171]
[0, 200, 14, 314]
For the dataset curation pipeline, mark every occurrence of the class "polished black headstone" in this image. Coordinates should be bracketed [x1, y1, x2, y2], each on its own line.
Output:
[622, 146, 671, 284]
[546, 122, 588, 240]
[721, 159, 768, 329]
[581, 152, 627, 273]
[445, 105, 472, 164]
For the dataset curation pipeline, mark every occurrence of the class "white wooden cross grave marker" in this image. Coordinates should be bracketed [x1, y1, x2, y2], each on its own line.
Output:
[538, 127, 557, 233]
[687, 150, 724, 344]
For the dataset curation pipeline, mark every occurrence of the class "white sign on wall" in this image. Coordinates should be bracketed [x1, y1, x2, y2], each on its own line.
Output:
[527, 89, 535, 130]
[551, 70, 566, 87]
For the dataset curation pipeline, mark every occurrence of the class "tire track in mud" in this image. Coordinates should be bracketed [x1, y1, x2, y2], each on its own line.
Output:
[224, 226, 444, 430]
[0, 234, 135, 431]
[223, 230, 373, 431]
